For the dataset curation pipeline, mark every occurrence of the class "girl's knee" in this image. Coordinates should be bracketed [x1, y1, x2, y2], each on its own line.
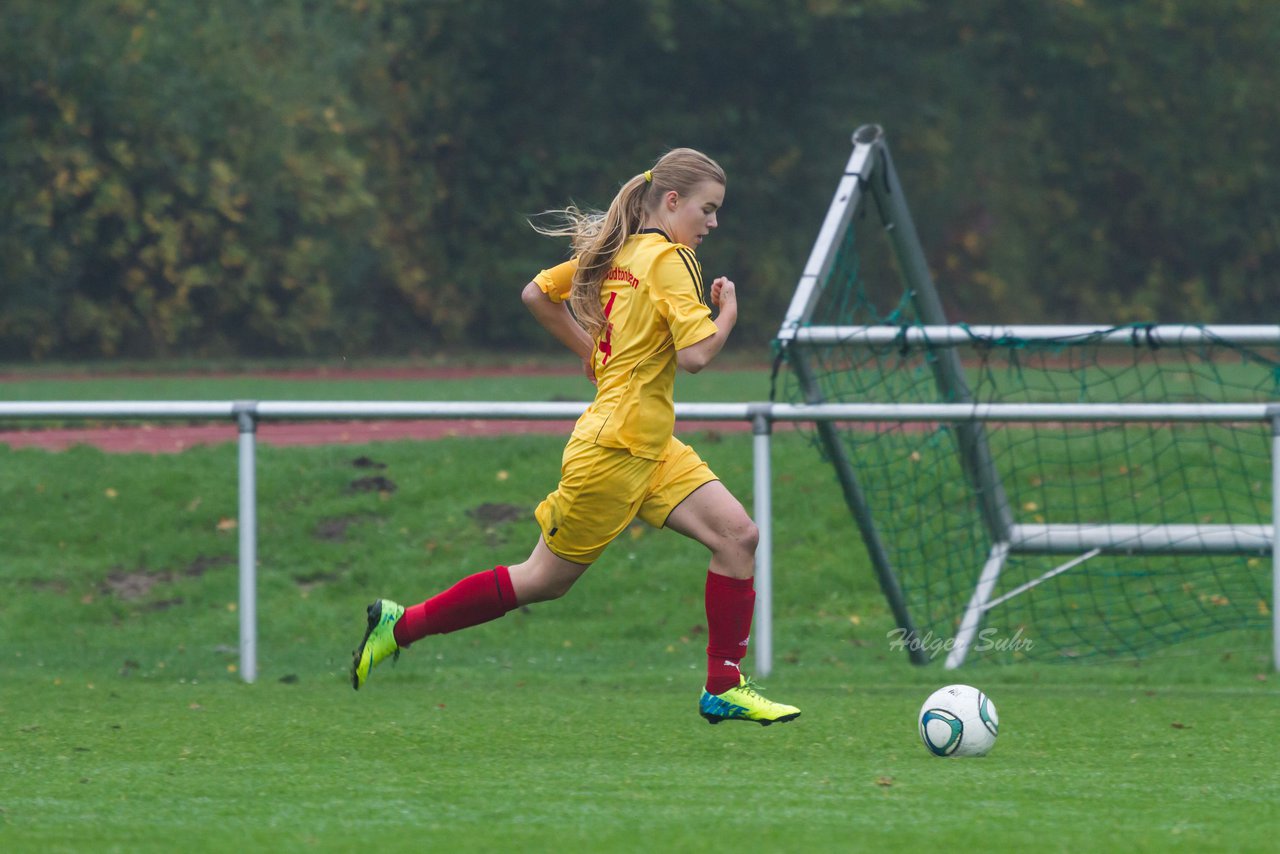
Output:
[713, 514, 757, 558]
[736, 518, 760, 554]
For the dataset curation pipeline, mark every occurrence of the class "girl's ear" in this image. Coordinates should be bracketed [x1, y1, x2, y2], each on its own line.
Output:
[664, 190, 680, 211]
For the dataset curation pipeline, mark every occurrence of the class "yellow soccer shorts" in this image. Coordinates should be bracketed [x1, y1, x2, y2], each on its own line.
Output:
[534, 435, 718, 564]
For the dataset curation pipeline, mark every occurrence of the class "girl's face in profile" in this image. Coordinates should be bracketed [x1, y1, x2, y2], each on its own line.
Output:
[664, 180, 724, 249]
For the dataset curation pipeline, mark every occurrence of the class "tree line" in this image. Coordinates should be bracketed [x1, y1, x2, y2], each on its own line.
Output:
[2, 0, 1276, 360]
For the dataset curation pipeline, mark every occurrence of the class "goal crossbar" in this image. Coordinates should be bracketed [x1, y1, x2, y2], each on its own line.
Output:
[785, 325, 1280, 347]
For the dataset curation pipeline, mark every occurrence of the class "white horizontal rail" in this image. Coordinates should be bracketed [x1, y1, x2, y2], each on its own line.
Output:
[0, 401, 239, 418]
[767, 402, 1273, 422]
[256, 401, 765, 421]
[6, 401, 1274, 423]
[790, 324, 1280, 346]
[256, 400, 588, 419]
[262, 401, 1276, 423]
[1010, 523, 1274, 554]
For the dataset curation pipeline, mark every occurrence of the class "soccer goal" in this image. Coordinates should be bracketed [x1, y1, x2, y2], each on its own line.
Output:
[773, 125, 1280, 668]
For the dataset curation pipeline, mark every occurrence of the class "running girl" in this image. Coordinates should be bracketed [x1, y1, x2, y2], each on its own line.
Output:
[352, 148, 799, 725]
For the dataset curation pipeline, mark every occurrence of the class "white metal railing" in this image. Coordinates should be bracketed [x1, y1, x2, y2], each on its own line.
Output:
[789, 324, 1280, 347]
[3, 399, 1279, 680]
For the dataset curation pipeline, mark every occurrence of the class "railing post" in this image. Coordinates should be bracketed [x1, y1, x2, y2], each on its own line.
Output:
[749, 403, 774, 678]
[1271, 407, 1280, 672]
[234, 401, 258, 684]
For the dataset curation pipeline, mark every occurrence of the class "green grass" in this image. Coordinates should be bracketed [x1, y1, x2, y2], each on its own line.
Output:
[0, 356, 778, 404]
[5, 672, 1275, 852]
[2, 373, 1279, 851]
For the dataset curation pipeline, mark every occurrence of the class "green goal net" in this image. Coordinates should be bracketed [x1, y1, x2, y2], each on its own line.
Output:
[773, 126, 1279, 667]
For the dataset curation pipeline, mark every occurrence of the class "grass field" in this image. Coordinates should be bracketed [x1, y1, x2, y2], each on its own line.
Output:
[2, 365, 1279, 851]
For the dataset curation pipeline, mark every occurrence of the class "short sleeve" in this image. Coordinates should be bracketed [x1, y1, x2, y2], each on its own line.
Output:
[533, 259, 578, 304]
[649, 247, 717, 350]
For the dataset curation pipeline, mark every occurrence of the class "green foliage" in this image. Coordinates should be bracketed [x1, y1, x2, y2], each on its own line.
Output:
[2, 0, 1277, 359]
[939, 0, 1280, 323]
[0, 1, 376, 358]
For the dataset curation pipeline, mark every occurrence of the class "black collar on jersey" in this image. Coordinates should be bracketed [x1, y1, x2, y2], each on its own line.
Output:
[638, 227, 672, 242]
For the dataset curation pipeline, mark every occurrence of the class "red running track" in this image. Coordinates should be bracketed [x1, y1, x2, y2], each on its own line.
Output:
[0, 418, 772, 454]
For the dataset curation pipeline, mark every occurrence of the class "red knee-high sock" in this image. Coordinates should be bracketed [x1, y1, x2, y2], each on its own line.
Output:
[394, 566, 517, 647]
[704, 571, 755, 695]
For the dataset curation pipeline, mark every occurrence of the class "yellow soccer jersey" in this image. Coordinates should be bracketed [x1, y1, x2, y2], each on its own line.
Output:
[534, 229, 718, 460]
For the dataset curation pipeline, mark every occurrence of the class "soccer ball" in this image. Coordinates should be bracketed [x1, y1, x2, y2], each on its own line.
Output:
[918, 684, 999, 757]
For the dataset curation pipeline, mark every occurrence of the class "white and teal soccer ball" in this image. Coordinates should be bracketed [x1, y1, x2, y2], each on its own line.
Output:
[918, 684, 999, 757]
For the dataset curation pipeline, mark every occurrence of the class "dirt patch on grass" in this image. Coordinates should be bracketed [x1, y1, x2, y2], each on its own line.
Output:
[314, 513, 378, 542]
[468, 501, 528, 546]
[100, 554, 235, 601]
[468, 502, 526, 525]
[346, 475, 397, 494]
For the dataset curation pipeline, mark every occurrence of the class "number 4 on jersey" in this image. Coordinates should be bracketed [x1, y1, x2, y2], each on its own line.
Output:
[598, 291, 618, 366]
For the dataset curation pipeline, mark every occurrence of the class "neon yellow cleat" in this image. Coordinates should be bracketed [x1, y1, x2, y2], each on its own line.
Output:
[699, 675, 801, 726]
[351, 599, 405, 690]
